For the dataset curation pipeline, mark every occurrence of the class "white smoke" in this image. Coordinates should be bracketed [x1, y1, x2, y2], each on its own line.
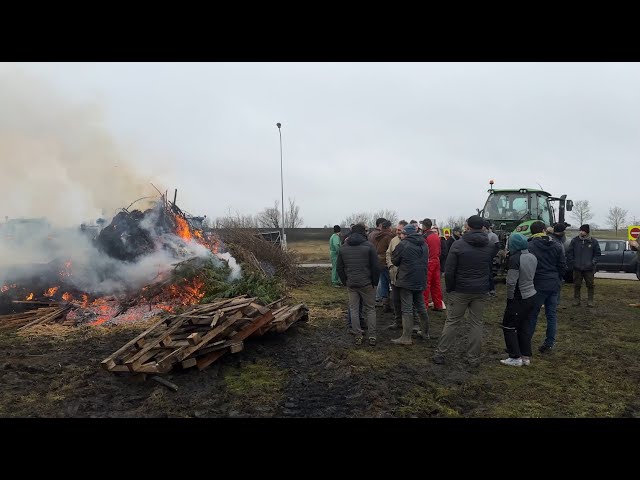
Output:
[215, 251, 242, 281]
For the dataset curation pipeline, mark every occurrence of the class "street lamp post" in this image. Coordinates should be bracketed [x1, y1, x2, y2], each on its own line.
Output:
[276, 122, 286, 251]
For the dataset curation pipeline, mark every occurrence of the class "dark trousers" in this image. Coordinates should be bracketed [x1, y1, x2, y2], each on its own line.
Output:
[574, 269, 595, 294]
[502, 296, 534, 358]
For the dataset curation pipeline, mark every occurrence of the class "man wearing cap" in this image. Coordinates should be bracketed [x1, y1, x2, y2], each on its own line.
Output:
[566, 224, 601, 307]
[390, 223, 430, 345]
[446, 226, 463, 252]
[337, 223, 381, 346]
[421, 218, 445, 311]
[527, 221, 566, 354]
[433, 215, 499, 367]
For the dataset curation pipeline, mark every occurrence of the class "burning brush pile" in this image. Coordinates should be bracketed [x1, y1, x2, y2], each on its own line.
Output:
[0, 195, 302, 333]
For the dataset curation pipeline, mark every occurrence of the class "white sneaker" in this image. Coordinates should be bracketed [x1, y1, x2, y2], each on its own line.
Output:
[500, 357, 523, 367]
[440, 302, 446, 310]
[521, 357, 531, 366]
[428, 301, 434, 308]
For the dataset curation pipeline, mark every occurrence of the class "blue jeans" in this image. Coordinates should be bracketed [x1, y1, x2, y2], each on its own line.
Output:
[529, 289, 559, 348]
[376, 267, 390, 301]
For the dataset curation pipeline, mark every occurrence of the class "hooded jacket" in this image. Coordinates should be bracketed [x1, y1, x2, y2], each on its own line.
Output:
[527, 234, 566, 291]
[444, 230, 498, 294]
[336, 233, 380, 288]
[391, 233, 428, 291]
[506, 233, 537, 300]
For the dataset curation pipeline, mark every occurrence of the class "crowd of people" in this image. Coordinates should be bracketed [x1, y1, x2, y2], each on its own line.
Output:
[329, 215, 608, 368]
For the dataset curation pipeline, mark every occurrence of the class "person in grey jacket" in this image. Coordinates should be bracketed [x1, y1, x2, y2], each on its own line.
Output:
[566, 224, 601, 307]
[337, 223, 380, 346]
[500, 233, 538, 367]
[433, 215, 499, 367]
[389, 223, 430, 345]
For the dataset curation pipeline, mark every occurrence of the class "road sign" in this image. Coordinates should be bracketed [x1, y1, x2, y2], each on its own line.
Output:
[628, 225, 640, 241]
[443, 228, 451, 240]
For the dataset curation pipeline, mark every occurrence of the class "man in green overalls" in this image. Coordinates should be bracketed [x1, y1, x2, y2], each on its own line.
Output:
[330, 225, 342, 287]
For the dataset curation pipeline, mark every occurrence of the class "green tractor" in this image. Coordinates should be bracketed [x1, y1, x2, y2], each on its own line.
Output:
[478, 180, 573, 279]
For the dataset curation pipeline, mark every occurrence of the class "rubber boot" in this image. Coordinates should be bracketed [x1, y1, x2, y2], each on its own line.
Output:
[573, 287, 581, 306]
[417, 312, 430, 340]
[587, 288, 594, 307]
[391, 314, 413, 345]
[382, 297, 392, 313]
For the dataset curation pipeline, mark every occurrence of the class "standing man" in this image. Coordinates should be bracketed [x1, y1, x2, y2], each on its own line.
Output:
[566, 224, 601, 307]
[373, 220, 395, 310]
[337, 223, 380, 346]
[483, 220, 500, 297]
[368, 218, 386, 243]
[433, 215, 499, 367]
[421, 219, 444, 311]
[329, 225, 342, 288]
[386, 220, 408, 329]
[390, 223, 430, 345]
[446, 225, 463, 252]
[527, 221, 566, 354]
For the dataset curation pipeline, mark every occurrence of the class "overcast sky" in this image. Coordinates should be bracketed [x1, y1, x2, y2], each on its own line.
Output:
[3, 62, 639, 228]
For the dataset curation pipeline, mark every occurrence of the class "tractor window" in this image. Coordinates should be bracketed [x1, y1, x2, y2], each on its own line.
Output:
[483, 193, 529, 220]
[536, 195, 553, 225]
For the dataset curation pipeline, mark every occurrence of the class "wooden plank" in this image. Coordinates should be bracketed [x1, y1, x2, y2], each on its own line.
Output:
[196, 311, 274, 371]
[187, 333, 201, 346]
[230, 342, 244, 354]
[173, 315, 242, 364]
[151, 376, 178, 392]
[181, 358, 197, 369]
[124, 317, 187, 369]
[101, 315, 173, 368]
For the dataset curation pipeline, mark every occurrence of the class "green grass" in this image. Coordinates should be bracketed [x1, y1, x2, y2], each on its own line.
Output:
[222, 360, 288, 408]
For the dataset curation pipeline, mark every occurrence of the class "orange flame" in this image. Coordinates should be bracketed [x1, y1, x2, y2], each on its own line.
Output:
[45, 286, 59, 297]
[26, 292, 34, 300]
[175, 216, 192, 241]
[62, 292, 73, 302]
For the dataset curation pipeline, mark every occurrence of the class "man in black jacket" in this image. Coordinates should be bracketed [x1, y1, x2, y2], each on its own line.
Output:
[389, 223, 430, 345]
[566, 224, 601, 307]
[433, 215, 499, 367]
[527, 221, 566, 354]
[337, 223, 380, 346]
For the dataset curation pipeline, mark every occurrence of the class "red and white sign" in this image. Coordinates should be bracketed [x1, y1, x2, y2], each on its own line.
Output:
[443, 228, 451, 240]
[628, 226, 640, 241]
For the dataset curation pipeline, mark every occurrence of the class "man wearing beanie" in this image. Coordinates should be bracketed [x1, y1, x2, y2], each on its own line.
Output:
[433, 215, 499, 367]
[337, 223, 380, 346]
[527, 221, 566, 354]
[566, 224, 601, 307]
[390, 223, 430, 345]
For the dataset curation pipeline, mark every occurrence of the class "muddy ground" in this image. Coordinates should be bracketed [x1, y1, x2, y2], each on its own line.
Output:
[1, 268, 640, 418]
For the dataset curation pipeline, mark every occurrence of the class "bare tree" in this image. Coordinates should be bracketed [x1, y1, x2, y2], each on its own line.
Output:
[570, 200, 594, 226]
[341, 212, 370, 228]
[444, 215, 467, 229]
[371, 209, 399, 226]
[607, 206, 628, 236]
[214, 207, 258, 229]
[285, 197, 304, 229]
[631, 215, 639, 225]
[257, 200, 282, 229]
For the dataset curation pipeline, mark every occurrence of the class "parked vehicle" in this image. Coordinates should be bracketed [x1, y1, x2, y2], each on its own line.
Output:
[593, 239, 639, 279]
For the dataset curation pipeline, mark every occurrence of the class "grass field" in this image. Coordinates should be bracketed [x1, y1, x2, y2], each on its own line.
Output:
[288, 240, 330, 263]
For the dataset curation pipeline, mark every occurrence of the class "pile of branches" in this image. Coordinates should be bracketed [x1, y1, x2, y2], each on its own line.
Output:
[216, 228, 309, 286]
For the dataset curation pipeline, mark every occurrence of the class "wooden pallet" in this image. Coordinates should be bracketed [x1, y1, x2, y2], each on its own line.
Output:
[101, 296, 308, 377]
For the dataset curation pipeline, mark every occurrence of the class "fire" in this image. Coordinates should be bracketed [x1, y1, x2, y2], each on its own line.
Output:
[1, 285, 9, 293]
[26, 293, 34, 300]
[44, 286, 59, 297]
[81, 294, 89, 307]
[175, 216, 192, 241]
[62, 292, 73, 302]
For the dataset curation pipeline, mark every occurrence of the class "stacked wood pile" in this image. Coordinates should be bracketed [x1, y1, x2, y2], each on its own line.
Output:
[101, 295, 308, 377]
[0, 303, 72, 332]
